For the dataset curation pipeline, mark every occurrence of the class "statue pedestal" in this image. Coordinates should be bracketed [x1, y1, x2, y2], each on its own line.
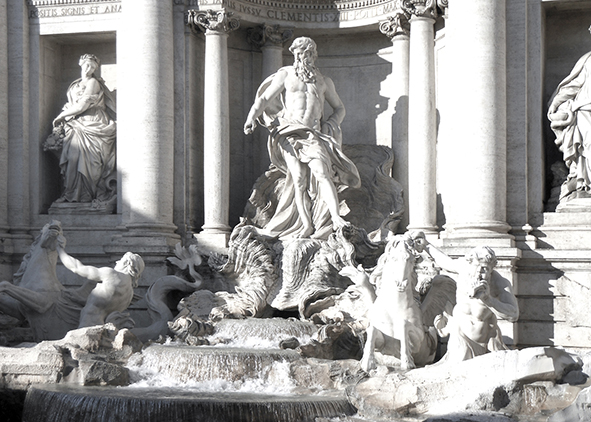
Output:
[556, 195, 591, 213]
[48, 199, 116, 215]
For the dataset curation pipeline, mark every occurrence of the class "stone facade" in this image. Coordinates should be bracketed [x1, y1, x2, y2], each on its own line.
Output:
[0, 0, 590, 347]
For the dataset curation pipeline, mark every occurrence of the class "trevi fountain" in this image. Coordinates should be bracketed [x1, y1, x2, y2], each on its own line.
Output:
[2, 0, 591, 421]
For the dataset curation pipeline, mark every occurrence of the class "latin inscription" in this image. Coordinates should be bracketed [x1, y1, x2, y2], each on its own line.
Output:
[29, 4, 121, 19]
[188, 0, 395, 22]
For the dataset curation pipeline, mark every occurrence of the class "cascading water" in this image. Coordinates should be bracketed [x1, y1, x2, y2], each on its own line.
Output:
[22, 318, 357, 422]
[22, 385, 354, 422]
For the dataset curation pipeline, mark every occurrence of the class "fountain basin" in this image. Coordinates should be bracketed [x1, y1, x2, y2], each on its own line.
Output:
[22, 384, 356, 422]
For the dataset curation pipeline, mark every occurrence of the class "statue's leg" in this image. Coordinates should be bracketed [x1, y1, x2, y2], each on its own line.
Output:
[282, 147, 313, 237]
[308, 158, 348, 230]
[0, 293, 25, 321]
[0, 281, 54, 314]
[360, 325, 378, 372]
[400, 320, 416, 371]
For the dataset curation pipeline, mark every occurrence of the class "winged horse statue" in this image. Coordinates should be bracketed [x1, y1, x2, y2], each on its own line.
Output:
[343, 235, 456, 371]
[0, 220, 99, 341]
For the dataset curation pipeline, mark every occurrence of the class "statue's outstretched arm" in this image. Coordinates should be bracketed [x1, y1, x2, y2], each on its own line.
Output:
[244, 69, 288, 134]
[57, 246, 105, 283]
[424, 244, 459, 274]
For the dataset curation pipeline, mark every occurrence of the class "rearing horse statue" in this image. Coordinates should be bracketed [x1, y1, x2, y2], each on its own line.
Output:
[352, 237, 455, 371]
[0, 221, 95, 341]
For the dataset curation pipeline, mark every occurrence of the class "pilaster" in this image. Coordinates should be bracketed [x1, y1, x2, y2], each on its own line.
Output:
[0, 0, 12, 279]
[7, 0, 31, 256]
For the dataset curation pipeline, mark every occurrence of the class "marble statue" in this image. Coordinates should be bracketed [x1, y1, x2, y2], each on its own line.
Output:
[0, 221, 97, 341]
[57, 244, 144, 328]
[424, 243, 520, 364]
[243, 144, 404, 242]
[46, 54, 117, 210]
[358, 233, 455, 372]
[548, 33, 591, 202]
[244, 36, 361, 239]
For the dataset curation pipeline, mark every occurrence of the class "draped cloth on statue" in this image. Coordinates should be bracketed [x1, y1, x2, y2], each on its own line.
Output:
[59, 77, 117, 203]
[548, 51, 591, 200]
[253, 69, 361, 240]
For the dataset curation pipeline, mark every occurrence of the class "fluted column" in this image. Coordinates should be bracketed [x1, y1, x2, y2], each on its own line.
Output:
[187, 10, 239, 252]
[442, 0, 512, 246]
[247, 24, 292, 177]
[114, 0, 179, 256]
[0, 0, 11, 279]
[407, 0, 438, 235]
[7, 0, 30, 253]
[379, 4, 411, 232]
[247, 24, 292, 79]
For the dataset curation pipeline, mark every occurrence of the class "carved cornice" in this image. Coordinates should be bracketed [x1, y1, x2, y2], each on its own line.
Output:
[187, 0, 391, 12]
[407, 0, 436, 20]
[186, 9, 240, 34]
[379, 0, 412, 39]
[247, 24, 293, 49]
[28, 0, 117, 4]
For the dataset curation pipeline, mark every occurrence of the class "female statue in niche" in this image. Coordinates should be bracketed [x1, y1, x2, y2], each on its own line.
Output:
[47, 54, 117, 210]
[548, 27, 591, 204]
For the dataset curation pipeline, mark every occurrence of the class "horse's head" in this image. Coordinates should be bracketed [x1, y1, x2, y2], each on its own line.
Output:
[39, 220, 63, 251]
[12, 220, 63, 288]
[381, 239, 417, 293]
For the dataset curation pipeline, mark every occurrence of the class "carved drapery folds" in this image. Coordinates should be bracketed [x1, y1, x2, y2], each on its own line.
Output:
[186, 9, 240, 34]
[247, 24, 293, 49]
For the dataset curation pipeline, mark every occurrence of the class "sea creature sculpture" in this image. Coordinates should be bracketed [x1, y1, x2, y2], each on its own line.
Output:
[359, 238, 455, 371]
[0, 220, 96, 341]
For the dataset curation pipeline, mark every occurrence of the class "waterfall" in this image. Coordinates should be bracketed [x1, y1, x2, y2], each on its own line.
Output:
[23, 385, 355, 422]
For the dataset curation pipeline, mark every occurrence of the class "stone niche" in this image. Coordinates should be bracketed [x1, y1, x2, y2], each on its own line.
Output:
[38, 32, 117, 214]
[543, 5, 591, 212]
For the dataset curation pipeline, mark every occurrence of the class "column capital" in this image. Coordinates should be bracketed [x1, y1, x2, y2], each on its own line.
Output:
[186, 9, 240, 35]
[437, 0, 449, 18]
[379, 2, 412, 39]
[408, 0, 437, 20]
[247, 24, 293, 49]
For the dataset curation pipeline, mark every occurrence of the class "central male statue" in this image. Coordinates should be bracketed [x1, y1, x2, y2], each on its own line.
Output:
[244, 36, 361, 239]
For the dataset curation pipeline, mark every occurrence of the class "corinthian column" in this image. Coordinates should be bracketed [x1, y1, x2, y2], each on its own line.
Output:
[247, 24, 293, 79]
[379, 3, 411, 231]
[247, 24, 293, 177]
[441, 0, 512, 246]
[187, 10, 239, 252]
[113, 0, 179, 259]
[407, 0, 438, 235]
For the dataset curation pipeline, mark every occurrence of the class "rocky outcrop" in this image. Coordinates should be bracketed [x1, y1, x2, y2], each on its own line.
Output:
[348, 347, 586, 420]
[0, 324, 142, 390]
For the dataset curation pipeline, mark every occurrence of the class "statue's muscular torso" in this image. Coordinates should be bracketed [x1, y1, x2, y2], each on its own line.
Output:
[281, 67, 327, 130]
